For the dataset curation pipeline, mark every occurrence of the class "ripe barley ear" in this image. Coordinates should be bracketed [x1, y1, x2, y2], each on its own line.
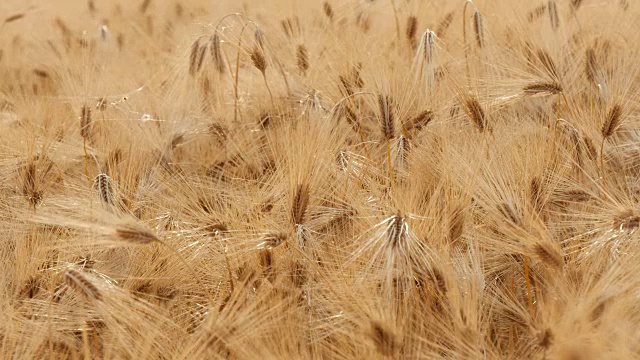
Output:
[473, 10, 485, 49]
[369, 321, 398, 357]
[115, 223, 160, 244]
[462, 96, 486, 133]
[189, 40, 200, 77]
[64, 269, 102, 301]
[210, 34, 226, 74]
[296, 44, 309, 74]
[378, 94, 395, 141]
[548, 1, 559, 30]
[600, 103, 623, 183]
[523, 81, 562, 96]
[323, 2, 334, 22]
[406, 16, 418, 50]
[291, 183, 310, 226]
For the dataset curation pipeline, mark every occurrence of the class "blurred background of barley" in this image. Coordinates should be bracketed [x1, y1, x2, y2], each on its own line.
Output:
[1, 0, 640, 359]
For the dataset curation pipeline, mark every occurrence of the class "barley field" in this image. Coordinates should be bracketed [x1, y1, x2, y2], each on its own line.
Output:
[1, 0, 639, 358]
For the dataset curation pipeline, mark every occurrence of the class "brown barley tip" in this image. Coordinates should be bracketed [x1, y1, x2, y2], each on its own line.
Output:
[115, 223, 160, 244]
[462, 96, 486, 133]
[94, 173, 115, 206]
[560, 189, 591, 203]
[582, 135, 598, 161]
[139, 0, 151, 14]
[406, 16, 418, 48]
[257, 232, 287, 250]
[33, 69, 50, 78]
[323, 2, 334, 21]
[296, 44, 309, 74]
[601, 104, 623, 138]
[80, 105, 92, 141]
[369, 321, 398, 357]
[571, 0, 584, 11]
[537, 49, 559, 79]
[250, 46, 267, 73]
[528, 5, 547, 22]
[427, 267, 447, 294]
[342, 104, 360, 132]
[585, 47, 598, 82]
[590, 298, 608, 321]
[529, 176, 544, 211]
[196, 44, 207, 73]
[281, 17, 301, 38]
[436, 12, 454, 37]
[210, 34, 226, 74]
[473, 10, 484, 49]
[405, 110, 433, 134]
[532, 241, 564, 270]
[64, 269, 102, 301]
[21, 162, 41, 208]
[612, 209, 640, 231]
[378, 94, 395, 140]
[188, 40, 200, 77]
[523, 81, 563, 96]
[548, 1, 559, 30]
[291, 183, 310, 225]
[4, 13, 25, 24]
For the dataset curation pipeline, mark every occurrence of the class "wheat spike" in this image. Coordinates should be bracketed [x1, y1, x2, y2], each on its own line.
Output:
[80, 105, 92, 141]
[4, 13, 25, 24]
[406, 110, 434, 134]
[188, 40, 200, 77]
[257, 233, 287, 250]
[523, 81, 563, 96]
[462, 96, 486, 132]
[94, 173, 115, 206]
[436, 12, 454, 37]
[528, 5, 547, 22]
[571, 0, 584, 11]
[323, 2, 334, 21]
[473, 9, 485, 49]
[296, 44, 309, 74]
[369, 321, 398, 357]
[378, 94, 395, 140]
[406, 16, 418, 49]
[532, 241, 564, 270]
[291, 183, 310, 226]
[115, 223, 160, 244]
[64, 269, 102, 301]
[585, 47, 598, 82]
[613, 209, 640, 231]
[250, 46, 267, 73]
[602, 104, 623, 138]
[537, 49, 559, 79]
[210, 34, 226, 74]
[548, 0, 559, 30]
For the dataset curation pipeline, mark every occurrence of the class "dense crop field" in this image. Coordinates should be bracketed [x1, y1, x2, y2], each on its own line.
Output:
[1, 0, 639, 358]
